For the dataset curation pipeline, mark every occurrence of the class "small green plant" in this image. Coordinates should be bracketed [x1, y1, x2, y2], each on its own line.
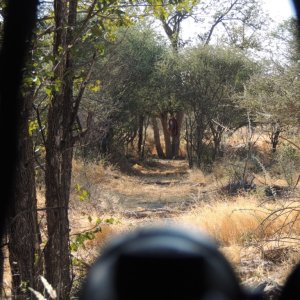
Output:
[74, 183, 90, 201]
[70, 227, 101, 252]
[70, 217, 118, 252]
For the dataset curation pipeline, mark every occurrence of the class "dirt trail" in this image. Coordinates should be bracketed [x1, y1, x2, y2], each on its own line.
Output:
[69, 157, 215, 233]
[99, 159, 212, 216]
[69, 158, 213, 234]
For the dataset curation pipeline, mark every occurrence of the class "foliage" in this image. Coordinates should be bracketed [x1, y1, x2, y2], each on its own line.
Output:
[181, 45, 256, 166]
[144, 0, 199, 49]
[240, 65, 300, 128]
[276, 143, 300, 186]
[70, 217, 116, 252]
[79, 24, 166, 158]
[271, 17, 300, 65]
[237, 18, 300, 152]
[74, 183, 91, 201]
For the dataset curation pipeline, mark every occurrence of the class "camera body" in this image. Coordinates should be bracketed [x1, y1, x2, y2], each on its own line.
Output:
[80, 226, 300, 300]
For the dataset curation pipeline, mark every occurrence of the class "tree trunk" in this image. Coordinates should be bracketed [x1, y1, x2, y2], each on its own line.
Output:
[44, 140, 72, 300]
[152, 117, 165, 158]
[137, 115, 144, 155]
[171, 111, 184, 158]
[141, 117, 149, 160]
[0, 245, 3, 295]
[209, 121, 224, 159]
[185, 118, 193, 168]
[8, 91, 41, 299]
[195, 115, 206, 167]
[6, 27, 42, 297]
[44, 0, 77, 298]
[270, 123, 281, 153]
[160, 112, 172, 159]
[0, 0, 38, 273]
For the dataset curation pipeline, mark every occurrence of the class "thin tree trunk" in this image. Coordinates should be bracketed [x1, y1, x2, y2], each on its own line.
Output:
[141, 117, 149, 160]
[8, 91, 41, 299]
[185, 118, 193, 168]
[152, 117, 165, 158]
[271, 123, 281, 153]
[171, 111, 184, 158]
[160, 112, 172, 159]
[137, 115, 144, 155]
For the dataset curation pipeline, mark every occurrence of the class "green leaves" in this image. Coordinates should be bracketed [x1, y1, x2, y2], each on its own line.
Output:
[70, 230, 98, 251]
[87, 80, 101, 93]
[70, 216, 118, 252]
[105, 217, 115, 224]
[29, 120, 39, 136]
[74, 183, 90, 201]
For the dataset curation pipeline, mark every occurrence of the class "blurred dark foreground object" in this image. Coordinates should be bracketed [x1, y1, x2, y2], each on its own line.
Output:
[80, 226, 260, 300]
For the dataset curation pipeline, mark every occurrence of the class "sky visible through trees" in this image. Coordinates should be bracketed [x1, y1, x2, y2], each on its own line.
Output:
[180, 0, 297, 41]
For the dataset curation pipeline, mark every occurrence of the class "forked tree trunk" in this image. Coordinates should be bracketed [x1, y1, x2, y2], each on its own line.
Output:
[209, 121, 224, 159]
[160, 112, 172, 159]
[151, 117, 165, 158]
[8, 91, 41, 299]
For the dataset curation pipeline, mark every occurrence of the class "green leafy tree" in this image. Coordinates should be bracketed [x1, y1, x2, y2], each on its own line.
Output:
[240, 66, 300, 152]
[180, 46, 256, 167]
[150, 49, 183, 158]
[239, 18, 300, 152]
[147, 0, 267, 158]
[80, 24, 166, 161]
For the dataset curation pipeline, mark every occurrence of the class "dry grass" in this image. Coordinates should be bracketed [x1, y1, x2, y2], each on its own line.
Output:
[186, 168, 208, 185]
[175, 196, 265, 246]
[70, 157, 300, 247]
[62, 127, 300, 292]
[43, 134, 300, 290]
[169, 195, 300, 284]
[175, 196, 300, 245]
[72, 159, 113, 185]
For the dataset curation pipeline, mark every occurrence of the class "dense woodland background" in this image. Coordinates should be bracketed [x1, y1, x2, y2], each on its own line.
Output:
[0, 0, 300, 299]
